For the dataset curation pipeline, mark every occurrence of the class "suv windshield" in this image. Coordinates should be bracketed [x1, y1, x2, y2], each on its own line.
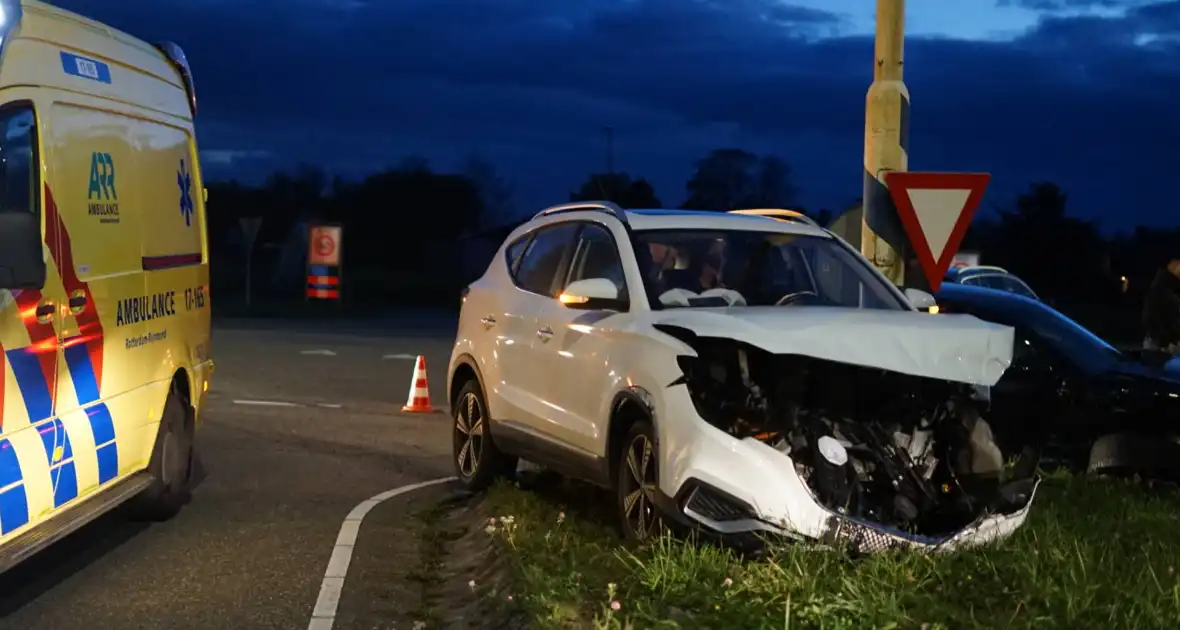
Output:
[633, 229, 905, 310]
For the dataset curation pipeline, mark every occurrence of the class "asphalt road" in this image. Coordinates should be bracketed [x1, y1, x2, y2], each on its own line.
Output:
[0, 320, 462, 630]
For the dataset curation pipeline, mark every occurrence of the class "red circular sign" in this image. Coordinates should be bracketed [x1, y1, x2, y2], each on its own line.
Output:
[315, 233, 335, 258]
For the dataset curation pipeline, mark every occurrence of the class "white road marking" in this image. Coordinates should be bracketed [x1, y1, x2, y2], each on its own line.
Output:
[382, 353, 417, 360]
[316, 403, 343, 409]
[307, 476, 457, 630]
[301, 349, 338, 357]
[232, 399, 300, 407]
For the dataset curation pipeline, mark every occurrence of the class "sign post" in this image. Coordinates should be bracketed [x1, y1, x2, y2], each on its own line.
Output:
[950, 251, 980, 270]
[306, 223, 343, 301]
[239, 217, 262, 309]
[883, 171, 990, 292]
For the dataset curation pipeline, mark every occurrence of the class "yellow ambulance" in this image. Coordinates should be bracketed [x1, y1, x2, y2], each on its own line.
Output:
[0, 0, 212, 572]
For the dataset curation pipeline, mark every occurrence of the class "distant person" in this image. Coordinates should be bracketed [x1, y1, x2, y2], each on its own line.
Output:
[1142, 258, 1180, 354]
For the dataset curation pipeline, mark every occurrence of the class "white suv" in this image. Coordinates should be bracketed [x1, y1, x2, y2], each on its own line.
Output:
[447, 202, 1040, 553]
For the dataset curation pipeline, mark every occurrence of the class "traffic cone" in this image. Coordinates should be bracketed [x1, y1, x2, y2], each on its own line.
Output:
[402, 355, 437, 413]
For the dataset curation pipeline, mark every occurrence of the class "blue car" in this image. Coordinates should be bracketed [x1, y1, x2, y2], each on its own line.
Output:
[932, 282, 1180, 480]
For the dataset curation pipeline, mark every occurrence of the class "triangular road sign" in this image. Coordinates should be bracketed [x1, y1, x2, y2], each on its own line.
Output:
[240, 217, 262, 248]
[883, 171, 990, 291]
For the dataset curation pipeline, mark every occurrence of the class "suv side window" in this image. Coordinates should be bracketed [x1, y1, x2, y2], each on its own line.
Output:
[504, 233, 532, 276]
[562, 223, 626, 297]
[513, 223, 580, 296]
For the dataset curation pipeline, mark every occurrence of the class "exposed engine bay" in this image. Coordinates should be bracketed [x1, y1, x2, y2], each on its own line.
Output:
[668, 332, 1039, 539]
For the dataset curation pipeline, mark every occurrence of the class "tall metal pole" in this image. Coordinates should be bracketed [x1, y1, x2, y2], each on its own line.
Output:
[604, 126, 615, 174]
[861, 0, 910, 285]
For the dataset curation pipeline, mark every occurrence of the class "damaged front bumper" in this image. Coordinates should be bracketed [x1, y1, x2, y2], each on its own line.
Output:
[661, 424, 1040, 554]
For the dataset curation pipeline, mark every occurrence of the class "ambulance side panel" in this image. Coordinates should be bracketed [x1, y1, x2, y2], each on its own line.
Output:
[136, 115, 209, 393]
[44, 100, 163, 498]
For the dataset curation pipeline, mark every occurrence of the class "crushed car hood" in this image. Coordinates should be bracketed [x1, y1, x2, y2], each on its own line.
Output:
[648, 306, 1014, 386]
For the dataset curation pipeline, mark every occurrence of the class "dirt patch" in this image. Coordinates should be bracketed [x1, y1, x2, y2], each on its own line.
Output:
[410, 491, 529, 630]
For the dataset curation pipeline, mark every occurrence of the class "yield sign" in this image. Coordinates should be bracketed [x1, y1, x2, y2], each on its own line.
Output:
[884, 171, 991, 291]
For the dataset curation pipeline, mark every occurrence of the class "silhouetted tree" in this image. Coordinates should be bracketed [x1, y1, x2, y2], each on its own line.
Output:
[983, 182, 1108, 303]
[812, 208, 834, 227]
[682, 148, 796, 211]
[569, 172, 662, 208]
[462, 154, 515, 228]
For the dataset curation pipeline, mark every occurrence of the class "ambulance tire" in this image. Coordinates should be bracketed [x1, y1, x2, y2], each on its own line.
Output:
[129, 386, 193, 521]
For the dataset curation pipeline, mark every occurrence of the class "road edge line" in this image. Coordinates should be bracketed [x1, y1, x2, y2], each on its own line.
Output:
[233, 399, 300, 407]
[306, 476, 457, 630]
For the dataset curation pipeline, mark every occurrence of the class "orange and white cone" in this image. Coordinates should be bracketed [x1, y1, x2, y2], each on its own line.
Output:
[402, 355, 437, 413]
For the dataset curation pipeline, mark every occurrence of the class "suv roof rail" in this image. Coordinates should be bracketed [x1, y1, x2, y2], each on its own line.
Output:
[728, 208, 820, 229]
[533, 201, 629, 226]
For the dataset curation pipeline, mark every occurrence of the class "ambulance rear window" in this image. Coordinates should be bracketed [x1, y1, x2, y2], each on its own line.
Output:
[0, 105, 37, 217]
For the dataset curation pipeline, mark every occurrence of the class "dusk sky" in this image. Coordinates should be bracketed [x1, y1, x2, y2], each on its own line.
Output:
[49, 0, 1180, 230]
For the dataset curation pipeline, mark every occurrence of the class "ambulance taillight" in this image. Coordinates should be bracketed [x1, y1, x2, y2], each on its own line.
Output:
[154, 41, 197, 116]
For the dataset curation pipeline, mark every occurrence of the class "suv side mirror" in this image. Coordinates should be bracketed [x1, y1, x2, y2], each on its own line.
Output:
[904, 288, 937, 312]
[0, 209, 45, 290]
[559, 278, 627, 311]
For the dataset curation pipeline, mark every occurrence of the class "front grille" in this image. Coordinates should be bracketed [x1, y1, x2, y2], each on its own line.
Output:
[825, 519, 905, 554]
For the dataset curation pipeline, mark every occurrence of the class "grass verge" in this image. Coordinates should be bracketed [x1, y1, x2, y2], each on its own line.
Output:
[405, 501, 456, 628]
[481, 472, 1180, 629]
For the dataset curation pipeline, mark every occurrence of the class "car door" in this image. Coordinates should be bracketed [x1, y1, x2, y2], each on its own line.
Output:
[531, 222, 629, 456]
[466, 232, 531, 421]
[1, 102, 68, 533]
[495, 221, 580, 431]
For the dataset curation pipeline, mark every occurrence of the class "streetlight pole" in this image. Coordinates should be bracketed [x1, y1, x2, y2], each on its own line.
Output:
[860, 0, 910, 285]
[604, 125, 615, 174]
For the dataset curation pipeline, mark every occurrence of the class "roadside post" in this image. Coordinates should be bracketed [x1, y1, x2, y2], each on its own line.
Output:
[860, 0, 910, 285]
[306, 223, 343, 304]
[883, 172, 990, 292]
[240, 217, 262, 309]
[951, 251, 981, 269]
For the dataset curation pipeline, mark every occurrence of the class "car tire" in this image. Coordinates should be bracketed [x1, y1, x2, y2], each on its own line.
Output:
[129, 385, 194, 521]
[452, 379, 516, 492]
[615, 419, 666, 542]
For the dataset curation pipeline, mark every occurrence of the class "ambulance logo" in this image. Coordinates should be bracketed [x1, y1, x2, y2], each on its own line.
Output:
[178, 159, 194, 227]
[87, 152, 119, 224]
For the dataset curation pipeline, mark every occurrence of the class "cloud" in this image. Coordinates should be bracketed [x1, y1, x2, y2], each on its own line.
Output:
[201, 149, 272, 167]
[998, 0, 1152, 12]
[43, 0, 1180, 228]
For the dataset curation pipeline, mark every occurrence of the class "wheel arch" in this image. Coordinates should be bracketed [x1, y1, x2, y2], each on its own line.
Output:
[606, 386, 658, 486]
[449, 354, 486, 411]
[170, 367, 196, 436]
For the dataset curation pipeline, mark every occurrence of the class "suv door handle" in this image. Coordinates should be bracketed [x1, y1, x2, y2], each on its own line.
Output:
[35, 302, 55, 322]
[480, 315, 496, 329]
[536, 327, 553, 341]
[68, 294, 87, 313]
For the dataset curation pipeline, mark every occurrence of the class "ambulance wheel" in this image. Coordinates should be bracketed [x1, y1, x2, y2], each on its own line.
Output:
[130, 386, 194, 521]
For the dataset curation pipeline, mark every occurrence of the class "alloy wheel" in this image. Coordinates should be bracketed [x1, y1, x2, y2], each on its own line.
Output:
[621, 434, 659, 539]
[455, 392, 485, 478]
